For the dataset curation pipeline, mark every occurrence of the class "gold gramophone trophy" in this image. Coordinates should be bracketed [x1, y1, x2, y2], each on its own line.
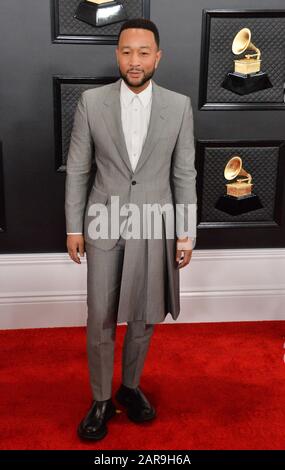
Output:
[74, 0, 128, 28]
[221, 27, 272, 95]
[215, 156, 263, 215]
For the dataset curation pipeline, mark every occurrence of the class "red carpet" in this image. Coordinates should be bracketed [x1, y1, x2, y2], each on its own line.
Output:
[1, 321, 285, 450]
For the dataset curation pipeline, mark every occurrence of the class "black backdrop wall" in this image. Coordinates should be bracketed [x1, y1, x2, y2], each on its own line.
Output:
[0, 0, 285, 254]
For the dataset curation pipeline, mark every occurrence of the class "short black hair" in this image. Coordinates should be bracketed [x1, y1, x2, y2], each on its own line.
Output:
[118, 18, 160, 49]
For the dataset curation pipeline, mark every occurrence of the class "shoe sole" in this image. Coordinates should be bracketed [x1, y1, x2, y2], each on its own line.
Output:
[77, 424, 108, 441]
[77, 406, 117, 441]
[115, 393, 156, 423]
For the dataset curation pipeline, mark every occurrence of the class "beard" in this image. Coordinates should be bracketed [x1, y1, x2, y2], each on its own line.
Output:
[118, 66, 156, 88]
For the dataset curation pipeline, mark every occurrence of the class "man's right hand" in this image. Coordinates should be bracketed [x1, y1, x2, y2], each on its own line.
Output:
[67, 235, 85, 264]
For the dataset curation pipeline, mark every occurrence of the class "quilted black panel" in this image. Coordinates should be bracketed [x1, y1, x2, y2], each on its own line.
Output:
[54, 78, 117, 170]
[56, 0, 144, 37]
[201, 145, 279, 223]
[205, 15, 285, 103]
[60, 83, 100, 165]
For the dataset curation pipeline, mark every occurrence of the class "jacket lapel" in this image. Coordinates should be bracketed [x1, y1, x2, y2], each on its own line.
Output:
[101, 77, 168, 175]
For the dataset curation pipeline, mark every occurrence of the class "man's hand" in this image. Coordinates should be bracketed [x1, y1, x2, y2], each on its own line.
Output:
[176, 236, 193, 269]
[67, 234, 85, 264]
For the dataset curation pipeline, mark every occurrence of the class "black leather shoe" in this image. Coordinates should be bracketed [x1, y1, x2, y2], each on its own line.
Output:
[77, 398, 117, 440]
[115, 384, 156, 423]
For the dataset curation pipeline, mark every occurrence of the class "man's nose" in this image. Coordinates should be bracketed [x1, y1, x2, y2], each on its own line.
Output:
[129, 55, 141, 67]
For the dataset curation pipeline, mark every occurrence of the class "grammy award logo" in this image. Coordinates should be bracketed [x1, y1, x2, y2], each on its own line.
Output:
[74, 0, 128, 28]
[215, 156, 263, 215]
[221, 27, 273, 95]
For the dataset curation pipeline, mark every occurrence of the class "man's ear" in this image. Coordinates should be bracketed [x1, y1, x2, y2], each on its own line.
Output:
[115, 47, 119, 65]
[155, 49, 162, 68]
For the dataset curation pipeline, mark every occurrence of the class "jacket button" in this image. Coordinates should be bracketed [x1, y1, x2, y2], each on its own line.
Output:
[131, 180, 137, 185]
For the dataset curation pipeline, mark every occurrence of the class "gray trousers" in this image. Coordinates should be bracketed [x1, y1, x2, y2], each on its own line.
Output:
[85, 236, 155, 401]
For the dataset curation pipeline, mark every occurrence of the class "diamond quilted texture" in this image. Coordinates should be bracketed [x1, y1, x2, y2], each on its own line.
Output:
[201, 145, 279, 223]
[58, 0, 143, 36]
[205, 16, 285, 103]
[61, 83, 99, 165]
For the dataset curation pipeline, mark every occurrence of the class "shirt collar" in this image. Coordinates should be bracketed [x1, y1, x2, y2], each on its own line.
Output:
[120, 78, 152, 108]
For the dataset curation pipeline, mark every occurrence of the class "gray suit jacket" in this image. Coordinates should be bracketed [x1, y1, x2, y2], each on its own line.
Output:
[65, 78, 197, 251]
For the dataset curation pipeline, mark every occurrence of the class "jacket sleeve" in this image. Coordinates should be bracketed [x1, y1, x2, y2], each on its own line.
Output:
[171, 96, 197, 240]
[65, 91, 94, 234]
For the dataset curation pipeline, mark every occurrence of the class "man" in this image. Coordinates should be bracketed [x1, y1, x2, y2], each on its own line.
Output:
[65, 18, 197, 441]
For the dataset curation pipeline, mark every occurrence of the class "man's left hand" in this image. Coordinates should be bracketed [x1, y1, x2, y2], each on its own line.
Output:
[176, 237, 193, 269]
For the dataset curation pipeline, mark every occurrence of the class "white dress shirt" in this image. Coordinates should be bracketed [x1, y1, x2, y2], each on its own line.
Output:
[68, 79, 196, 248]
[120, 77, 152, 172]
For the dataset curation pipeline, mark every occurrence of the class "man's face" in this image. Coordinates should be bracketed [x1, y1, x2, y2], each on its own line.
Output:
[116, 28, 162, 90]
